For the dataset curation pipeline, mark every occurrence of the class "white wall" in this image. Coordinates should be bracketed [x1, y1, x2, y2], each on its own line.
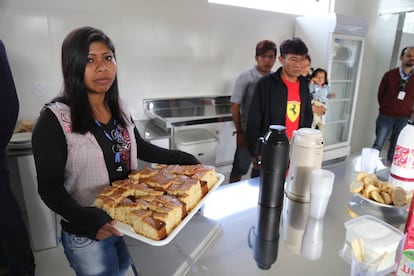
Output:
[0, 0, 407, 155]
[0, 0, 293, 121]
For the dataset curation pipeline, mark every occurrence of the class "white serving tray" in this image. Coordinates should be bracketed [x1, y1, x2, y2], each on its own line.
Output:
[115, 173, 225, 246]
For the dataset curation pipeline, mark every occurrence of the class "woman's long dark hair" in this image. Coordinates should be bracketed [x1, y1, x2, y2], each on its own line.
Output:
[61, 26, 126, 134]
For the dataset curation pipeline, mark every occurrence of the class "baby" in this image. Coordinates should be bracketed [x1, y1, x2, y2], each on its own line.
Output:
[309, 68, 335, 130]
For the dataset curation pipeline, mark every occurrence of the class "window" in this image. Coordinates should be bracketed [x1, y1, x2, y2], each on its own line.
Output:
[208, 0, 333, 16]
[403, 12, 414, 34]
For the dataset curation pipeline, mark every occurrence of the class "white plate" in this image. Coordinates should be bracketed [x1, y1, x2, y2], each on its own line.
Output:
[115, 173, 225, 246]
[10, 132, 32, 144]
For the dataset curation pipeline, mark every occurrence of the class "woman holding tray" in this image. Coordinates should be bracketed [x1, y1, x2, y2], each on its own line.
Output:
[32, 26, 199, 276]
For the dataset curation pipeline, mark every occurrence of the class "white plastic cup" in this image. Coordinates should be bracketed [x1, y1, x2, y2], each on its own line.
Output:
[301, 217, 324, 260]
[309, 169, 335, 219]
[360, 148, 379, 173]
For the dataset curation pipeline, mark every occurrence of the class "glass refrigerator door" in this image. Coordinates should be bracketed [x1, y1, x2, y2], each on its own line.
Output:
[324, 34, 364, 149]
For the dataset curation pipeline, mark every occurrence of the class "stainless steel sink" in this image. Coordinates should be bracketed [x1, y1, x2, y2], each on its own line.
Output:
[143, 96, 232, 130]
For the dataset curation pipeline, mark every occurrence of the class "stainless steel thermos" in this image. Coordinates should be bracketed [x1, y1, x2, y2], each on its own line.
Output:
[258, 125, 290, 208]
[285, 128, 324, 202]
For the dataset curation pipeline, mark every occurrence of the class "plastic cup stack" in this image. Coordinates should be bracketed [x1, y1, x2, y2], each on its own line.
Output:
[309, 169, 335, 219]
[360, 148, 379, 173]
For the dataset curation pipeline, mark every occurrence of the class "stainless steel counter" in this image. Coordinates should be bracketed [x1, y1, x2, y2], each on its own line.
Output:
[143, 96, 232, 130]
[140, 96, 236, 167]
[134, 119, 171, 141]
[126, 157, 401, 275]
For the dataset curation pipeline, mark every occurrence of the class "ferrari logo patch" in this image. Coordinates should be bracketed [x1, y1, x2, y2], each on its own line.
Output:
[287, 101, 300, 122]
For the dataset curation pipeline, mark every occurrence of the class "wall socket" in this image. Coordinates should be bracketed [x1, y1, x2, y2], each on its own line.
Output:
[33, 81, 60, 98]
[34, 82, 45, 97]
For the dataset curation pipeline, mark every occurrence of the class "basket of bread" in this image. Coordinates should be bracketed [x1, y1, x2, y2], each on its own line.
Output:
[349, 172, 410, 207]
[93, 164, 223, 245]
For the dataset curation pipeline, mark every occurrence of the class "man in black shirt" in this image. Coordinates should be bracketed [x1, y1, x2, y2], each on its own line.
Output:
[0, 40, 35, 275]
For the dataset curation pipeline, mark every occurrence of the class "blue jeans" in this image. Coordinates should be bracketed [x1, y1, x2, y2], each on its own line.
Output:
[61, 230, 135, 276]
[372, 114, 408, 161]
[231, 146, 260, 179]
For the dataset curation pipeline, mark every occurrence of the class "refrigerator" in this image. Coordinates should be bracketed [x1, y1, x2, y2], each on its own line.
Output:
[295, 13, 369, 162]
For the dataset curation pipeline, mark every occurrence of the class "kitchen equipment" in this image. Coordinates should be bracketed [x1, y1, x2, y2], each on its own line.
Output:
[143, 96, 232, 130]
[8, 132, 32, 149]
[389, 116, 414, 192]
[8, 146, 58, 252]
[286, 128, 324, 202]
[247, 124, 288, 269]
[295, 14, 367, 162]
[248, 205, 282, 270]
[174, 128, 218, 166]
[257, 125, 290, 208]
[143, 96, 236, 168]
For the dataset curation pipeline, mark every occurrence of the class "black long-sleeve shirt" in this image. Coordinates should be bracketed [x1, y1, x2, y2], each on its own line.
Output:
[32, 107, 199, 239]
[246, 67, 313, 156]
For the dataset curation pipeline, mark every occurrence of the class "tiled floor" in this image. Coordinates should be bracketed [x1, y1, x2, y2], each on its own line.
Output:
[34, 244, 136, 276]
[34, 245, 73, 275]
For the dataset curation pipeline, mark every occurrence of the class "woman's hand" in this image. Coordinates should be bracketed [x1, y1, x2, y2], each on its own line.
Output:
[95, 220, 123, 240]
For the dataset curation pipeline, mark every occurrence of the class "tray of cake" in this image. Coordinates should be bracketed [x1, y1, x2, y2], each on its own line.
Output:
[93, 164, 224, 246]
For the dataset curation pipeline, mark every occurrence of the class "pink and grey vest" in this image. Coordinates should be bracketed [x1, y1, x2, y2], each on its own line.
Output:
[47, 101, 138, 206]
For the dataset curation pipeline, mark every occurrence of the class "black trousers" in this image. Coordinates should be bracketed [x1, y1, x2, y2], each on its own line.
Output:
[0, 153, 35, 276]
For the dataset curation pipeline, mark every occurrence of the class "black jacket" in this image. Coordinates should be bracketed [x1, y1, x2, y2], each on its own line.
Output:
[0, 40, 19, 154]
[246, 67, 313, 156]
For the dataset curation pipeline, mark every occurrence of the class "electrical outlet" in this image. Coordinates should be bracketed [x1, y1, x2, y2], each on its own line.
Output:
[34, 82, 45, 97]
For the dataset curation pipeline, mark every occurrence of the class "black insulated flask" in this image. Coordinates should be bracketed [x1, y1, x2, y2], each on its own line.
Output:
[258, 125, 290, 208]
[248, 205, 282, 270]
